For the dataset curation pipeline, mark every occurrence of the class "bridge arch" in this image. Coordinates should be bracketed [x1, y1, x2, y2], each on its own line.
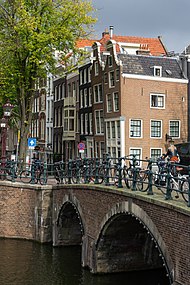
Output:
[92, 201, 173, 284]
[53, 194, 85, 246]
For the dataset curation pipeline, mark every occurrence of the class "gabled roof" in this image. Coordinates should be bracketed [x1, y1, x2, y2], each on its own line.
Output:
[76, 31, 168, 56]
[118, 54, 185, 79]
[76, 39, 97, 49]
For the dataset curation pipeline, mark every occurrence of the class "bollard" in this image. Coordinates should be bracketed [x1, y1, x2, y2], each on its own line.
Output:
[165, 162, 172, 200]
[94, 158, 99, 184]
[147, 159, 153, 195]
[104, 153, 110, 186]
[132, 155, 137, 191]
[117, 157, 123, 188]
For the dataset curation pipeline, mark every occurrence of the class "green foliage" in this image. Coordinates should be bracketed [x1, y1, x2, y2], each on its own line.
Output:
[0, 0, 96, 158]
[0, 0, 96, 108]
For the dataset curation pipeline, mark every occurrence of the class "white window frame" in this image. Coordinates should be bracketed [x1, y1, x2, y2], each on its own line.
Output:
[84, 88, 88, 107]
[113, 92, 119, 112]
[106, 94, 112, 113]
[150, 93, 165, 109]
[169, 120, 180, 138]
[81, 113, 84, 134]
[89, 113, 93, 134]
[109, 71, 115, 88]
[89, 87, 92, 106]
[129, 148, 142, 166]
[80, 90, 83, 108]
[94, 84, 102, 103]
[108, 55, 113, 67]
[85, 113, 88, 134]
[150, 148, 162, 161]
[153, 66, 162, 77]
[150, 120, 162, 138]
[95, 109, 104, 135]
[80, 70, 83, 85]
[130, 119, 142, 138]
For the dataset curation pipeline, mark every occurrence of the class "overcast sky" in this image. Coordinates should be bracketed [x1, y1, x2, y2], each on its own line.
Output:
[91, 0, 190, 54]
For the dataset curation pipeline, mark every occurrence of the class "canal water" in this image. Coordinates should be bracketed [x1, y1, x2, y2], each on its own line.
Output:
[0, 239, 170, 285]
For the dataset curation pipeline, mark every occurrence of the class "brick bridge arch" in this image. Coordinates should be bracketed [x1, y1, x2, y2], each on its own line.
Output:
[0, 182, 188, 285]
[53, 188, 174, 284]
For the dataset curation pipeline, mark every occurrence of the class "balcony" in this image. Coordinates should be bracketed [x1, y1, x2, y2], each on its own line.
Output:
[63, 130, 75, 140]
[64, 97, 76, 107]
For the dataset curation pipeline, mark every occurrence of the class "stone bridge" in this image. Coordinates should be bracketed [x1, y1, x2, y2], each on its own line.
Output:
[0, 181, 189, 285]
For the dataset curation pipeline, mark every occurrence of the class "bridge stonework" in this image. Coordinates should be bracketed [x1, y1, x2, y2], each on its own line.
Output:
[0, 182, 189, 285]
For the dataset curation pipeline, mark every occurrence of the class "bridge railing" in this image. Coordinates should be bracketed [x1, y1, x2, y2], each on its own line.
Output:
[0, 155, 190, 207]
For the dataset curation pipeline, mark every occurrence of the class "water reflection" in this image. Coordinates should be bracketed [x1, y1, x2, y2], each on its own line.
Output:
[0, 239, 170, 285]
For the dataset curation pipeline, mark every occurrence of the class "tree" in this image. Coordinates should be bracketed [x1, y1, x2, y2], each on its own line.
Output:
[0, 0, 96, 160]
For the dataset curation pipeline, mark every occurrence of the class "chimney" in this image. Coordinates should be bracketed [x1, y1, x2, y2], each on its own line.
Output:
[109, 26, 114, 39]
[102, 28, 109, 38]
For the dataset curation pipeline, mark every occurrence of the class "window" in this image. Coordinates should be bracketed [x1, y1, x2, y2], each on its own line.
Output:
[151, 149, 162, 161]
[106, 122, 111, 139]
[84, 68, 87, 84]
[113, 92, 119, 111]
[68, 84, 71, 97]
[116, 69, 120, 81]
[80, 70, 83, 85]
[89, 87, 92, 106]
[109, 71, 115, 87]
[150, 94, 165, 108]
[130, 119, 142, 138]
[81, 114, 84, 134]
[95, 110, 104, 134]
[95, 61, 99, 76]
[62, 83, 65, 98]
[85, 113, 88, 134]
[107, 94, 112, 112]
[89, 113, 93, 134]
[117, 121, 120, 139]
[72, 82, 76, 97]
[64, 109, 75, 131]
[151, 120, 162, 138]
[80, 90, 83, 108]
[108, 55, 113, 67]
[111, 121, 116, 138]
[88, 67, 91, 82]
[84, 88, 88, 107]
[153, 66, 162, 77]
[129, 148, 142, 166]
[94, 84, 102, 103]
[169, 120, 180, 138]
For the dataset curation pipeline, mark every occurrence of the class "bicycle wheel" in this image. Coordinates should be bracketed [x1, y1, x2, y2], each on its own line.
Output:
[124, 168, 133, 188]
[181, 180, 189, 202]
[137, 173, 149, 192]
[20, 170, 32, 183]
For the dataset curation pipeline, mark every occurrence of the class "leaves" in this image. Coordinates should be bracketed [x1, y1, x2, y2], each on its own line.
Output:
[0, 0, 96, 159]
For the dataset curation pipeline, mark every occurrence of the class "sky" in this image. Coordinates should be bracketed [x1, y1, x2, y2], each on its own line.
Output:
[91, 0, 190, 54]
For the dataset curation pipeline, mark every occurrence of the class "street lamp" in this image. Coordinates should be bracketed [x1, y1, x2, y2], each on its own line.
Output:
[0, 101, 14, 166]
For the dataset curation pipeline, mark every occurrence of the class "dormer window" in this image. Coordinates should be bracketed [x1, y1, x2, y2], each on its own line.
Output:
[153, 66, 162, 77]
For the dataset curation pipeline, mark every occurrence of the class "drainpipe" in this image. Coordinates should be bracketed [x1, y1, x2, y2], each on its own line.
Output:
[120, 116, 126, 158]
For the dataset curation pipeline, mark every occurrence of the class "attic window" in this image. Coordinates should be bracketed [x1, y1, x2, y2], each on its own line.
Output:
[153, 66, 162, 77]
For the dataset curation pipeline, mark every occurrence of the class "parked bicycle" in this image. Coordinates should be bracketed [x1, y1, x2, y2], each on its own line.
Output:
[20, 160, 47, 185]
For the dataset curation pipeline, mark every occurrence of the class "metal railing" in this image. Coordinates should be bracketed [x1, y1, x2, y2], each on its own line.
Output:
[0, 155, 190, 207]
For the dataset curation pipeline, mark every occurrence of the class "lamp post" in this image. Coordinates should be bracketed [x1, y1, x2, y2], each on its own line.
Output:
[0, 102, 14, 166]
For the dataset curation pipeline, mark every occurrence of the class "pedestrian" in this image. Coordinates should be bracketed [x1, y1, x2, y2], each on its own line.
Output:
[164, 140, 180, 163]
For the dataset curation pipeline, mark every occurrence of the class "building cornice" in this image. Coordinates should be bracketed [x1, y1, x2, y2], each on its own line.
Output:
[122, 73, 188, 84]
